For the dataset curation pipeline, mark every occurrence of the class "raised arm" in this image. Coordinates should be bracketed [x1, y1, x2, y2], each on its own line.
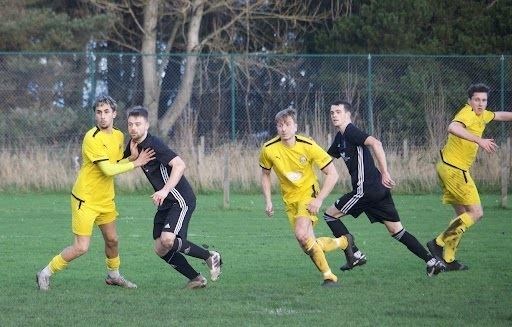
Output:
[98, 148, 155, 176]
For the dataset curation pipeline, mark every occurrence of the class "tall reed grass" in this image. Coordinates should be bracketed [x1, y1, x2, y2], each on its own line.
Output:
[0, 139, 507, 194]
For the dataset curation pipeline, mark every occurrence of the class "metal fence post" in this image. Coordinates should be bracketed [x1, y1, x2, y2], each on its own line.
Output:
[367, 53, 374, 134]
[87, 49, 96, 109]
[230, 53, 236, 141]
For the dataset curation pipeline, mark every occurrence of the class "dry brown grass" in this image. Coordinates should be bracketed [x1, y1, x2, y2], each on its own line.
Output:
[0, 140, 508, 194]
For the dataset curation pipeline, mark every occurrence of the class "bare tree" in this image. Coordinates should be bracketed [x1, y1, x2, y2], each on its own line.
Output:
[89, 0, 343, 137]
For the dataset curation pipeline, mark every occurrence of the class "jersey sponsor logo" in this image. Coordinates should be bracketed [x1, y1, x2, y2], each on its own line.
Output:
[286, 171, 302, 182]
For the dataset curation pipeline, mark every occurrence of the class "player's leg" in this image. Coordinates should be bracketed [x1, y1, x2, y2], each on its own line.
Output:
[324, 193, 367, 270]
[161, 204, 222, 280]
[99, 215, 137, 289]
[36, 197, 96, 291]
[383, 220, 445, 276]
[431, 165, 479, 270]
[294, 216, 338, 286]
[155, 237, 206, 289]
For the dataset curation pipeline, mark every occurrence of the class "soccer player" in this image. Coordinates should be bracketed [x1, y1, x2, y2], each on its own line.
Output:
[427, 83, 512, 271]
[259, 107, 356, 287]
[323, 100, 445, 277]
[36, 95, 155, 291]
[125, 106, 222, 289]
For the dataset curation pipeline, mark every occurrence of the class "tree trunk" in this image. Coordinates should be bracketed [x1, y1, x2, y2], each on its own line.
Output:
[158, 0, 204, 137]
[141, 0, 160, 131]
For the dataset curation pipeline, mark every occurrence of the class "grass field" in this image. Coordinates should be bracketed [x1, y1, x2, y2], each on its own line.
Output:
[1, 192, 511, 326]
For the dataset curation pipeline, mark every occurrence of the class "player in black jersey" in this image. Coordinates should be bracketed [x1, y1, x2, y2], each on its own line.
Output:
[125, 106, 222, 289]
[323, 100, 445, 277]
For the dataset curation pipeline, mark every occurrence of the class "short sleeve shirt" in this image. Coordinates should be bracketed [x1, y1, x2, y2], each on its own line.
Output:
[72, 127, 125, 211]
[259, 135, 332, 202]
[441, 104, 495, 170]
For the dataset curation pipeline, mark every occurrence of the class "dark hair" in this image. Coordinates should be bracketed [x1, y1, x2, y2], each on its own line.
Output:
[92, 95, 117, 112]
[467, 83, 490, 98]
[127, 106, 149, 120]
[331, 100, 353, 112]
[275, 107, 297, 123]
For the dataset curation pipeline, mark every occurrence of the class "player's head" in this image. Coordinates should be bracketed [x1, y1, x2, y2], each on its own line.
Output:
[467, 83, 489, 115]
[275, 107, 298, 142]
[330, 100, 352, 127]
[93, 95, 117, 131]
[127, 106, 150, 143]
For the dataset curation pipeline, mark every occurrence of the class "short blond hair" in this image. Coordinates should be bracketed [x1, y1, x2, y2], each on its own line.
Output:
[275, 107, 297, 123]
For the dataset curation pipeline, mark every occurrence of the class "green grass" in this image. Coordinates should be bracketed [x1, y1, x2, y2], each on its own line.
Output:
[1, 193, 511, 326]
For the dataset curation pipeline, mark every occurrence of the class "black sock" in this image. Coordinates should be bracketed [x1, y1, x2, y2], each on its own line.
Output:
[167, 237, 210, 260]
[323, 213, 359, 252]
[392, 229, 432, 262]
[160, 251, 199, 280]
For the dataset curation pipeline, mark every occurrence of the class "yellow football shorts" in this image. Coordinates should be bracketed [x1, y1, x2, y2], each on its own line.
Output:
[436, 161, 480, 205]
[284, 196, 319, 227]
[71, 196, 118, 236]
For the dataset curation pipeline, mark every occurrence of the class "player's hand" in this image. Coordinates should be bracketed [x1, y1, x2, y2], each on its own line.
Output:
[381, 171, 396, 189]
[128, 139, 139, 161]
[307, 198, 322, 215]
[478, 138, 498, 153]
[265, 202, 274, 217]
[133, 148, 156, 167]
[152, 189, 169, 206]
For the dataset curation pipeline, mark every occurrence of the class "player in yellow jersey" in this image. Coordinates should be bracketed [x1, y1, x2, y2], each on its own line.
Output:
[259, 108, 356, 287]
[428, 83, 512, 271]
[36, 95, 155, 291]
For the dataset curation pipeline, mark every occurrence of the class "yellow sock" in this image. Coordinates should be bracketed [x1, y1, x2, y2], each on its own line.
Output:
[106, 256, 121, 271]
[304, 238, 337, 282]
[49, 254, 69, 274]
[316, 236, 348, 252]
[439, 213, 475, 263]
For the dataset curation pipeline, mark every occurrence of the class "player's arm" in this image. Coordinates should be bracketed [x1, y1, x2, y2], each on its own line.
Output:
[364, 136, 395, 188]
[307, 162, 338, 215]
[97, 148, 155, 176]
[493, 111, 512, 122]
[448, 121, 497, 153]
[261, 167, 274, 217]
[152, 156, 186, 206]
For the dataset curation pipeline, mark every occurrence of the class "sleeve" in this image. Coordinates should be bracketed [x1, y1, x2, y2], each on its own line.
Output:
[345, 124, 370, 146]
[97, 160, 135, 176]
[326, 133, 340, 158]
[259, 146, 272, 170]
[483, 109, 495, 123]
[83, 133, 108, 163]
[310, 142, 333, 170]
[453, 107, 473, 127]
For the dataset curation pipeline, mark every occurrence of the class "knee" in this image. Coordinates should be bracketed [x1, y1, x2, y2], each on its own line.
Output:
[160, 233, 176, 250]
[72, 242, 89, 256]
[104, 235, 119, 249]
[295, 232, 309, 248]
[471, 208, 484, 221]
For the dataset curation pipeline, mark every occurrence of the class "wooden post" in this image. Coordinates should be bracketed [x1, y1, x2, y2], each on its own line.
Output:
[197, 136, 205, 188]
[500, 137, 510, 208]
[403, 139, 409, 158]
[223, 144, 230, 209]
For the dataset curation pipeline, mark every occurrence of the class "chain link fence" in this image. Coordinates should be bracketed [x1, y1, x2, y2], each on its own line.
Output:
[0, 52, 510, 192]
